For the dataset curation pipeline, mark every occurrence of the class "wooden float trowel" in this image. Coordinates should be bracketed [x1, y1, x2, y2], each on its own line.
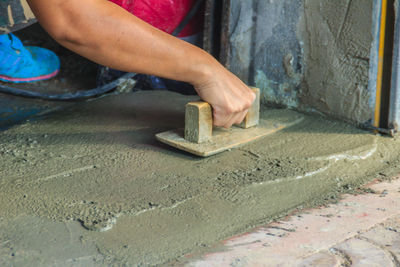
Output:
[156, 88, 291, 157]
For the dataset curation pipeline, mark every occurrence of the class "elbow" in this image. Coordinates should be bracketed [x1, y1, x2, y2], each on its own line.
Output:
[28, 0, 101, 51]
[39, 3, 90, 48]
[46, 18, 86, 48]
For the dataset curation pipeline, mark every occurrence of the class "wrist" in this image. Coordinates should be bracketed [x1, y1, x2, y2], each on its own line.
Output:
[184, 48, 219, 87]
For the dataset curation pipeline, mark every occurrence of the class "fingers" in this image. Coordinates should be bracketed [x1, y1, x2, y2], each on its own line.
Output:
[193, 63, 256, 129]
[249, 90, 256, 106]
[214, 109, 248, 128]
[236, 109, 248, 124]
[212, 87, 253, 128]
[242, 87, 256, 109]
[227, 110, 248, 128]
[213, 110, 233, 128]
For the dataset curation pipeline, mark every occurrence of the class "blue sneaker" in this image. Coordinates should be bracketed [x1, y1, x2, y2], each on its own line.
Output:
[0, 33, 60, 83]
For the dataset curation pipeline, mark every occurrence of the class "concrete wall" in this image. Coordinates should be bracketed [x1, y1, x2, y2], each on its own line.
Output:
[223, 0, 374, 125]
[224, 0, 303, 108]
[301, 0, 373, 124]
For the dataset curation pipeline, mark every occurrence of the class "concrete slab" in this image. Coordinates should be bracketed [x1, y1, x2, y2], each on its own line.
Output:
[0, 215, 103, 266]
[1, 91, 400, 265]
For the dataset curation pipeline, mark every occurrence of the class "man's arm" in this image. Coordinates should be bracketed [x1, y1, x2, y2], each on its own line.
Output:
[27, 0, 255, 128]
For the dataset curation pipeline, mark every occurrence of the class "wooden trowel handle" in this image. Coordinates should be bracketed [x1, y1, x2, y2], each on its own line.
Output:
[184, 87, 260, 144]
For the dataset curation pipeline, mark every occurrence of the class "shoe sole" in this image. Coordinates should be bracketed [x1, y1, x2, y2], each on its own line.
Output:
[0, 69, 59, 83]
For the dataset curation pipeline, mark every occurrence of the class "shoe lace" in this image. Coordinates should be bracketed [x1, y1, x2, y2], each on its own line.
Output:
[9, 34, 22, 54]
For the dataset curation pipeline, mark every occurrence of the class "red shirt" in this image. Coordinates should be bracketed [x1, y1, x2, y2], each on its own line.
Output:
[109, 0, 203, 37]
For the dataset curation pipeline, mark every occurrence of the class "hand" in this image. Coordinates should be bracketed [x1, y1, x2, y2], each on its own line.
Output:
[27, 0, 254, 126]
[192, 61, 256, 128]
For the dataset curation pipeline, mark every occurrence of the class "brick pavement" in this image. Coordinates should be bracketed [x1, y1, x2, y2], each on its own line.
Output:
[187, 178, 400, 266]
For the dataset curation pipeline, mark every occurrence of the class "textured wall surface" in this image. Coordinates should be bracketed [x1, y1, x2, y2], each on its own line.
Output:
[301, 0, 373, 124]
[225, 0, 374, 124]
[226, 0, 303, 108]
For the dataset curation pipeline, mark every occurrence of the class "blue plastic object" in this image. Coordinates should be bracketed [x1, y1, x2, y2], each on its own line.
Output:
[0, 33, 60, 83]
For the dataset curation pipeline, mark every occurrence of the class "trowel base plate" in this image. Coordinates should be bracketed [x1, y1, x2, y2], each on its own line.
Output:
[156, 118, 302, 157]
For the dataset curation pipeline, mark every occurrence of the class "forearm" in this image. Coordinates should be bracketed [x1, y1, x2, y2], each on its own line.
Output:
[27, 0, 214, 85]
[27, 0, 255, 128]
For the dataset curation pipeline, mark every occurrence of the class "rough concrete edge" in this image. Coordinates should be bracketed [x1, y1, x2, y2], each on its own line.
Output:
[184, 177, 400, 266]
[171, 160, 400, 266]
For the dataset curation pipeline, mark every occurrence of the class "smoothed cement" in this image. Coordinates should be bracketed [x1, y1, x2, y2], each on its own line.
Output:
[1, 91, 400, 265]
[301, 0, 373, 123]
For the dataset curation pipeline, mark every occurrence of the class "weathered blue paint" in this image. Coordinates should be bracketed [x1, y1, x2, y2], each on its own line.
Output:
[0, 95, 54, 131]
[226, 0, 303, 107]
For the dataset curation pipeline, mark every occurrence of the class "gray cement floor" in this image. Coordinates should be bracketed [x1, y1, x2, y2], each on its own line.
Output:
[1, 91, 400, 265]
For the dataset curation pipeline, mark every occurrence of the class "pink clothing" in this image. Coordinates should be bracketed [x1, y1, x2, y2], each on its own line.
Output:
[109, 0, 203, 37]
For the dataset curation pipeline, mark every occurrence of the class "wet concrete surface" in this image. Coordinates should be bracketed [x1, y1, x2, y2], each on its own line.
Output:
[187, 178, 400, 266]
[1, 91, 400, 265]
[0, 93, 65, 131]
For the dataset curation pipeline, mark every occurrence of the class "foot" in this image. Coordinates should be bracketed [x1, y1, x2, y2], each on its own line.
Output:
[0, 33, 60, 83]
